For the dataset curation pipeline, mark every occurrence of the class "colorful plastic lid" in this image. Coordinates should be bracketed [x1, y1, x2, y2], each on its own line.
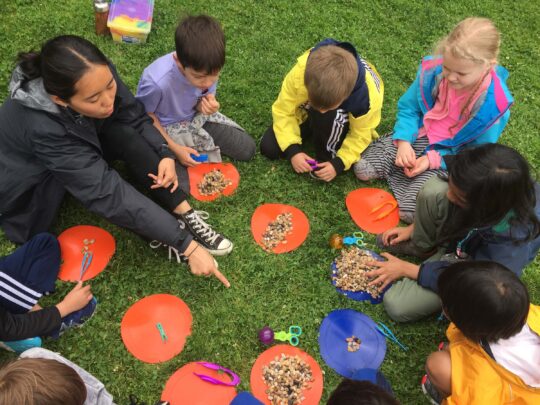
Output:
[331, 249, 390, 304]
[188, 162, 240, 202]
[250, 345, 323, 405]
[251, 204, 310, 254]
[162, 362, 237, 404]
[318, 309, 386, 378]
[346, 188, 399, 234]
[57, 225, 115, 282]
[121, 294, 192, 363]
[108, 0, 154, 33]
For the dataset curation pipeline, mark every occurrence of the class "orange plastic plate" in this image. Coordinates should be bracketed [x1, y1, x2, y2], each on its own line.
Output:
[121, 294, 192, 364]
[57, 225, 115, 281]
[346, 188, 400, 234]
[251, 204, 310, 254]
[162, 362, 237, 405]
[250, 345, 323, 405]
[188, 163, 240, 202]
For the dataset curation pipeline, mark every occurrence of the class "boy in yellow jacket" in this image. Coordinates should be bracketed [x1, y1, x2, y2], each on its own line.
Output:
[260, 39, 383, 182]
[422, 261, 540, 404]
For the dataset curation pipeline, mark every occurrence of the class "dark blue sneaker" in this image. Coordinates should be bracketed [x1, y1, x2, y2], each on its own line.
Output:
[421, 374, 444, 405]
[49, 297, 98, 339]
[0, 336, 42, 353]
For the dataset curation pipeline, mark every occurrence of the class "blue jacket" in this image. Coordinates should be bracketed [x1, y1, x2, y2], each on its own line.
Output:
[393, 56, 513, 169]
[418, 184, 540, 292]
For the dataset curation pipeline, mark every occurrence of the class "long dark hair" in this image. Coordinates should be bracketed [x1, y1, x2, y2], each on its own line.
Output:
[441, 143, 540, 243]
[17, 35, 108, 101]
[438, 261, 529, 342]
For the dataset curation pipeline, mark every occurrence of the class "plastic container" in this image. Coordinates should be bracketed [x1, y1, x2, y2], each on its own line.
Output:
[107, 0, 154, 44]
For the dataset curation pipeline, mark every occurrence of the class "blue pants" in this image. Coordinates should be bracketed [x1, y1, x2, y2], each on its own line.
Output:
[0, 233, 60, 314]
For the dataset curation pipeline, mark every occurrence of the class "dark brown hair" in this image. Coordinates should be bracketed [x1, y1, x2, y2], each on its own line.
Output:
[0, 358, 86, 404]
[175, 14, 225, 74]
[438, 261, 529, 342]
[305, 45, 358, 110]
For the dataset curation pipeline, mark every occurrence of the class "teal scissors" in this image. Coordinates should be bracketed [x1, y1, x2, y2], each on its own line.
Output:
[274, 325, 302, 346]
[343, 232, 366, 248]
[376, 322, 408, 351]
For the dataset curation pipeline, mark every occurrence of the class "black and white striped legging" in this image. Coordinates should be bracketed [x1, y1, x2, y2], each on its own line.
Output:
[359, 134, 444, 216]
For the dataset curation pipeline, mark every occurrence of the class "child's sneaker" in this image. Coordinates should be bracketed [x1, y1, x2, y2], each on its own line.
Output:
[49, 297, 98, 339]
[180, 210, 233, 256]
[0, 336, 42, 353]
[421, 374, 443, 405]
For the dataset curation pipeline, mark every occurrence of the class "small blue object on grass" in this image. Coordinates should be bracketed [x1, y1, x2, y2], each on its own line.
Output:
[80, 251, 93, 280]
[0, 336, 42, 353]
[190, 153, 208, 162]
[375, 322, 408, 351]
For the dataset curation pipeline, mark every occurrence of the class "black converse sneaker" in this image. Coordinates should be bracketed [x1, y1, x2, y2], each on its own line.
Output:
[180, 210, 233, 256]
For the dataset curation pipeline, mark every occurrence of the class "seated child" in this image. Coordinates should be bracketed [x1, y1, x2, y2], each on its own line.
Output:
[422, 261, 540, 404]
[354, 17, 512, 222]
[0, 347, 114, 404]
[0, 233, 96, 352]
[260, 38, 384, 182]
[136, 14, 256, 164]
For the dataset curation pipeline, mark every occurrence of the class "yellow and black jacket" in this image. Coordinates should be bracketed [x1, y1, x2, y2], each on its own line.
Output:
[271, 38, 384, 173]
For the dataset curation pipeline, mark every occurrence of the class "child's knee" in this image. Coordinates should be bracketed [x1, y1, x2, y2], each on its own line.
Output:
[236, 134, 256, 161]
[426, 351, 451, 393]
[259, 127, 281, 160]
[353, 159, 378, 181]
[417, 176, 448, 207]
[383, 290, 415, 323]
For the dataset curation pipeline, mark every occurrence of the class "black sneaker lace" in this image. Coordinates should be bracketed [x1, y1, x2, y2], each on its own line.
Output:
[185, 210, 219, 244]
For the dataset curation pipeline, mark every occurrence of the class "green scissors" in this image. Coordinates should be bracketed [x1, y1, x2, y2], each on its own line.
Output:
[343, 232, 366, 247]
[274, 325, 302, 346]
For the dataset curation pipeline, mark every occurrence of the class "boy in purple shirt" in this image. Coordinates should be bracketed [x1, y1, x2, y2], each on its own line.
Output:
[137, 15, 256, 165]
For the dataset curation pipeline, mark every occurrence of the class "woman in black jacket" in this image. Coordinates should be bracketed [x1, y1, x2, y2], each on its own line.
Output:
[0, 35, 230, 287]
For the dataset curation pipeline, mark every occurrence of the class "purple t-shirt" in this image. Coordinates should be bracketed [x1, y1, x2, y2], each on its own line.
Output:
[136, 52, 217, 126]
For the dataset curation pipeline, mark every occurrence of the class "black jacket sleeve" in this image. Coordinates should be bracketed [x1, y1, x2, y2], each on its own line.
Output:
[0, 306, 61, 341]
[108, 64, 175, 160]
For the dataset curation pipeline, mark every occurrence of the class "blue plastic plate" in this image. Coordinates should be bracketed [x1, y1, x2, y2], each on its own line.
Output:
[331, 248, 390, 304]
[318, 309, 387, 378]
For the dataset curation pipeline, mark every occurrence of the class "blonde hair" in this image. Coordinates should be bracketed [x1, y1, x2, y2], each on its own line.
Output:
[436, 17, 501, 65]
[0, 358, 86, 405]
[305, 45, 358, 110]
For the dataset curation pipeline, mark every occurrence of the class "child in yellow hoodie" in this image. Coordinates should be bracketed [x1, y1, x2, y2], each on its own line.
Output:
[422, 261, 540, 404]
[260, 39, 383, 182]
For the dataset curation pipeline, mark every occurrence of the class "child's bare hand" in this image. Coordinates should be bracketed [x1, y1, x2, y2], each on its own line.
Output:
[395, 141, 416, 168]
[173, 145, 200, 167]
[314, 161, 337, 182]
[199, 94, 220, 115]
[56, 281, 93, 317]
[380, 224, 414, 246]
[187, 243, 230, 288]
[404, 155, 429, 178]
[148, 158, 178, 193]
[291, 152, 314, 173]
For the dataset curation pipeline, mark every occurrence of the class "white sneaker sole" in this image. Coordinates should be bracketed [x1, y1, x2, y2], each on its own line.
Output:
[207, 241, 233, 256]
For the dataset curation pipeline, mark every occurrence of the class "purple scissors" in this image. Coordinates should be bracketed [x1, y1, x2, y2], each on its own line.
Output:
[193, 362, 241, 386]
[306, 159, 320, 170]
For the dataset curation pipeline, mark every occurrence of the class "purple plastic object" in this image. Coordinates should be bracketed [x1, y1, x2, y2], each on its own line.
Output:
[258, 326, 274, 345]
[305, 159, 320, 170]
[193, 362, 241, 386]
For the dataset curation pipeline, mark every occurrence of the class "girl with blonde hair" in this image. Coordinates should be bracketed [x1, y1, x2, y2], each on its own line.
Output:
[354, 17, 513, 223]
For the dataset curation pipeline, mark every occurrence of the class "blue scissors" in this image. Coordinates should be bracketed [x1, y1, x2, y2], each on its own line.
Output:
[79, 251, 93, 281]
[274, 325, 302, 346]
[376, 322, 408, 351]
[343, 232, 366, 248]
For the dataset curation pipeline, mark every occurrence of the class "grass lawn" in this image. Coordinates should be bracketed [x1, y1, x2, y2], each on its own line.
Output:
[1, 0, 539, 403]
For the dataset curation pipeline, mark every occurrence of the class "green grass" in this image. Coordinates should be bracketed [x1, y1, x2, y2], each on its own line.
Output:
[0, 1, 539, 403]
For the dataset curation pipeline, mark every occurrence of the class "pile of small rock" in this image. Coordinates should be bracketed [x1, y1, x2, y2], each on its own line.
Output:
[332, 247, 381, 298]
[262, 354, 314, 405]
[197, 169, 232, 196]
[346, 336, 361, 352]
[262, 212, 293, 252]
